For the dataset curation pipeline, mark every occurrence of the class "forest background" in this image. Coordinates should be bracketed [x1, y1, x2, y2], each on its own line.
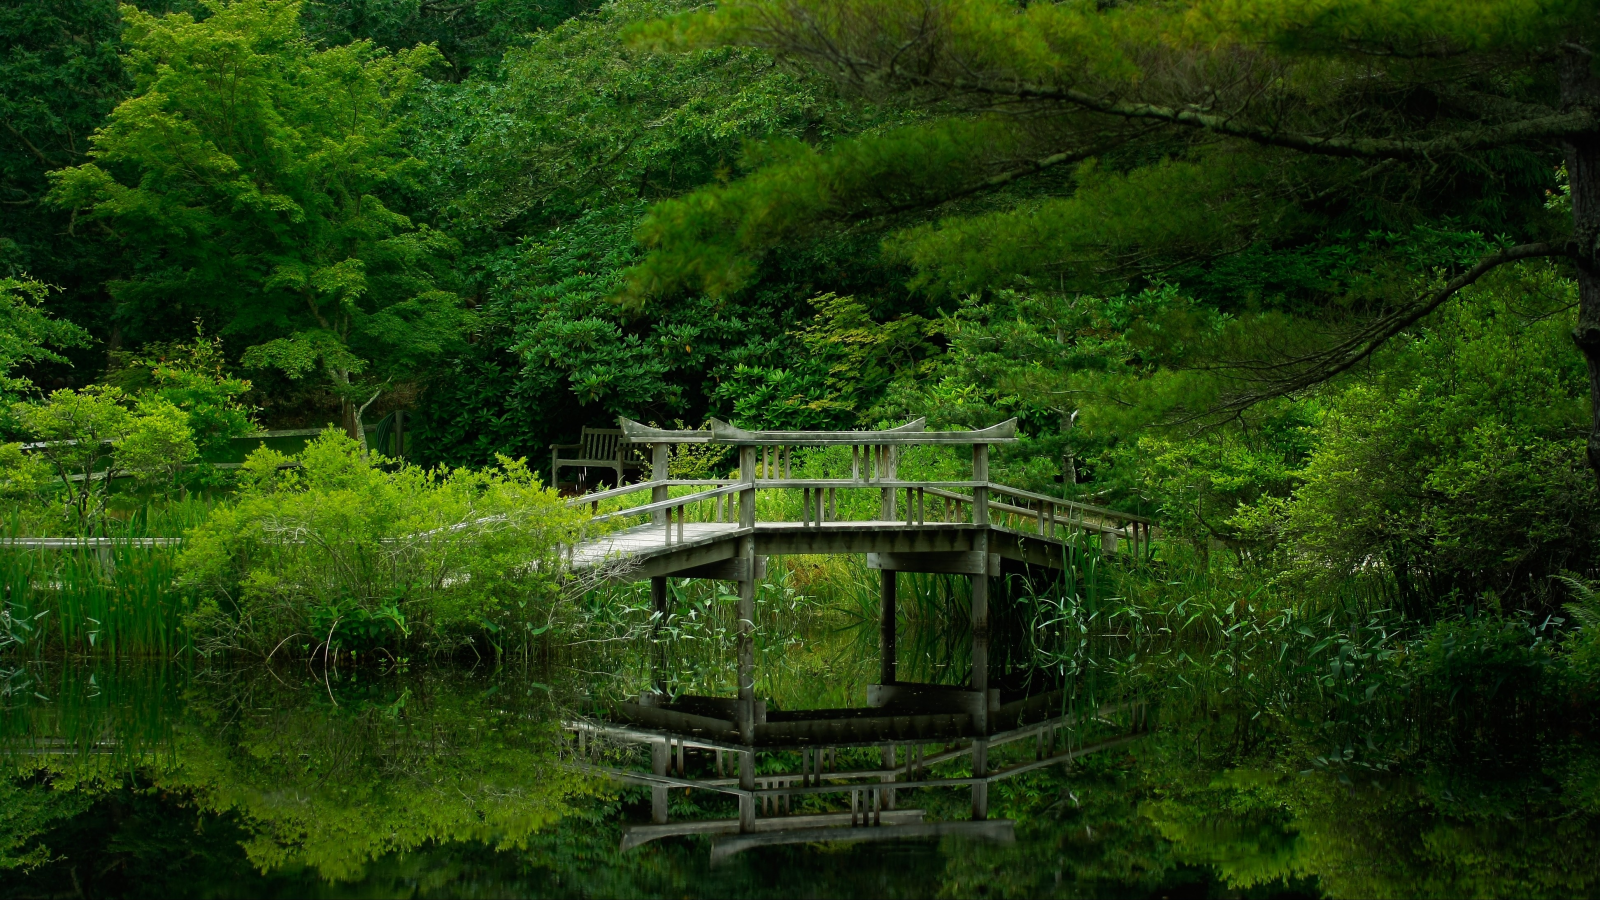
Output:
[4, 0, 1600, 654]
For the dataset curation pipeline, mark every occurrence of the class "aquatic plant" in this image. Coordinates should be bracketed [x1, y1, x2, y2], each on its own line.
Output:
[0, 544, 194, 657]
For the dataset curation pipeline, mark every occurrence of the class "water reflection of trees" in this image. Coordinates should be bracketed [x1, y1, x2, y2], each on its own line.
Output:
[3, 656, 1599, 897]
[3, 663, 606, 881]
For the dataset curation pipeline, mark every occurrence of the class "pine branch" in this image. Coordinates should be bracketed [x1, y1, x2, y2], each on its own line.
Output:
[946, 80, 1597, 160]
[1206, 241, 1573, 413]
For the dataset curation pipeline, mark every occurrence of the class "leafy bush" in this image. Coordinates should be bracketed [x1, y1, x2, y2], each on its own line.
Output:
[0, 276, 88, 407]
[11, 386, 197, 531]
[107, 327, 257, 461]
[179, 432, 585, 657]
[1236, 265, 1598, 614]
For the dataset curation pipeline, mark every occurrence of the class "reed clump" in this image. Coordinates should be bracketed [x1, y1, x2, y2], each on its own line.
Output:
[1, 543, 195, 656]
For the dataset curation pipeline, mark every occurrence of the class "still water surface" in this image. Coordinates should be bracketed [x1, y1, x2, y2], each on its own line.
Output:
[2, 608, 1596, 899]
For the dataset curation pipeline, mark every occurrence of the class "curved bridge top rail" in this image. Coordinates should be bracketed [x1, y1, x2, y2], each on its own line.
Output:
[619, 415, 1019, 446]
[572, 417, 1150, 552]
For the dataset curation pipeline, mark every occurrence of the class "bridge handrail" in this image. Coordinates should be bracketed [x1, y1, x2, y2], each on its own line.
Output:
[708, 417, 1013, 446]
[586, 483, 746, 525]
[983, 482, 1150, 526]
[564, 477, 1150, 527]
[565, 479, 735, 508]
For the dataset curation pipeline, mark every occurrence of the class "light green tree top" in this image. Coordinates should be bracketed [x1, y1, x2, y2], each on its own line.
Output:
[48, 0, 468, 445]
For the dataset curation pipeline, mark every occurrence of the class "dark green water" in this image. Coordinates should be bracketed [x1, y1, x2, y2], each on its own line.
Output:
[2, 643, 1596, 898]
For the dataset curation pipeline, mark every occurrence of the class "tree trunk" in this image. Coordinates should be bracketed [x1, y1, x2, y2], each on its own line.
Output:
[340, 393, 359, 443]
[1562, 46, 1600, 486]
[330, 366, 368, 452]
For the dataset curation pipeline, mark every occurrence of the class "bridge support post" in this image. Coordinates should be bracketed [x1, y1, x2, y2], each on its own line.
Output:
[970, 442, 990, 729]
[971, 739, 989, 821]
[737, 533, 757, 746]
[880, 570, 897, 684]
[739, 750, 756, 832]
[735, 445, 759, 834]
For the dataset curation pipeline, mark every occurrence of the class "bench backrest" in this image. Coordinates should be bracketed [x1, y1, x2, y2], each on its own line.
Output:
[582, 427, 622, 460]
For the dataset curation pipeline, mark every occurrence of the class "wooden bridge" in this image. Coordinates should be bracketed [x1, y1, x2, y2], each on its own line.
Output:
[560, 418, 1152, 855]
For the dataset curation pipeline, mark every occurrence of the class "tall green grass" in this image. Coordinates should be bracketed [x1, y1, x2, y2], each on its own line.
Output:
[1, 544, 195, 657]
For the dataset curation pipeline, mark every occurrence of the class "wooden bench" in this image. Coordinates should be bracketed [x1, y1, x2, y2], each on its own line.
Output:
[551, 427, 644, 489]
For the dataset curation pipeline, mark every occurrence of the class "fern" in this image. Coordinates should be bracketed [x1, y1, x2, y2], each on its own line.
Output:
[1557, 575, 1600, 631]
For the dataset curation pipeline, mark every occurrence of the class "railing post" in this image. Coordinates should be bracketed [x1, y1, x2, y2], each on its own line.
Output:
[651, 738, 670, 824]
[650, 443, 669, 526]
[879, 445, 898, 519]
[971, 444, 989, 526]
[739, 446, 756, 529]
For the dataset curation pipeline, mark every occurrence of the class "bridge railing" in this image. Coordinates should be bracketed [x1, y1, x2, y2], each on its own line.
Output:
[562, 418, 1153, 557]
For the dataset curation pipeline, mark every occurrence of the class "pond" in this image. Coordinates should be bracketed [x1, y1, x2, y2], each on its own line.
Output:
[3, 580, 1598, 900]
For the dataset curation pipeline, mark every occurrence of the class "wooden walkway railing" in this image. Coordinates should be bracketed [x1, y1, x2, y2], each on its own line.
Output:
[564, 417, 1152, 558]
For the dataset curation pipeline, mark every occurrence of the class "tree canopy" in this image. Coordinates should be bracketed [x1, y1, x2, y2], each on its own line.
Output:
[47, 0, 467, 443]
[623, 0, 1600, 472]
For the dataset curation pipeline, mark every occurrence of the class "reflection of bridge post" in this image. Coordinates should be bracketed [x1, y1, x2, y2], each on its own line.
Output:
[650, 442, 671, 691]
[737, 445, 758, 833]
[970, 442, 991, 821]
[880, 570, 897, 684]
[879, 440, 898, 686]
[651, 738, 670, 824]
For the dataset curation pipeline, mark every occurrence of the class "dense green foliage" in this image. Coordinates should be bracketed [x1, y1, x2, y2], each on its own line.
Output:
[0, 278, 88, 407]
[47, 0, 468, 443]
[179, 431, 584, 655]
[2, 0, 1599, 659]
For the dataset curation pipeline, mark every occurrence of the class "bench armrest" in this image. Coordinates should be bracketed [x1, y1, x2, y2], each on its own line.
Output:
[549, 442, 583, 451]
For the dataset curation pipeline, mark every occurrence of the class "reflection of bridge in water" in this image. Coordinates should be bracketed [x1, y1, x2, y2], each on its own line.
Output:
[561, 418, 1152, 859]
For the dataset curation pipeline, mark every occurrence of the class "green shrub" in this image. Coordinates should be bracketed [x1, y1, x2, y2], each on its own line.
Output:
[11, 386, 198, 532]
[107, 326, 257, 461]
[179, 431, 585, 657]
[1236, 265, 1598, 615]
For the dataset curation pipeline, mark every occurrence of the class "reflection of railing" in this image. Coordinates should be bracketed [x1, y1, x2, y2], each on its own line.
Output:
[564, 697, 1147, 859]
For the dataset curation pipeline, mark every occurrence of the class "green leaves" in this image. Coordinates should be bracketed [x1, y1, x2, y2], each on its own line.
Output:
[179, 430, 587, 654]
[47, 0, 462, 423]
[0, 277, 89, 406]
[108, 326, 258, 459]
[11, 384, 200, 530]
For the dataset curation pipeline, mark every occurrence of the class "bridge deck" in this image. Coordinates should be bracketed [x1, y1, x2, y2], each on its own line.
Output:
[570, 518, 1092, 581]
